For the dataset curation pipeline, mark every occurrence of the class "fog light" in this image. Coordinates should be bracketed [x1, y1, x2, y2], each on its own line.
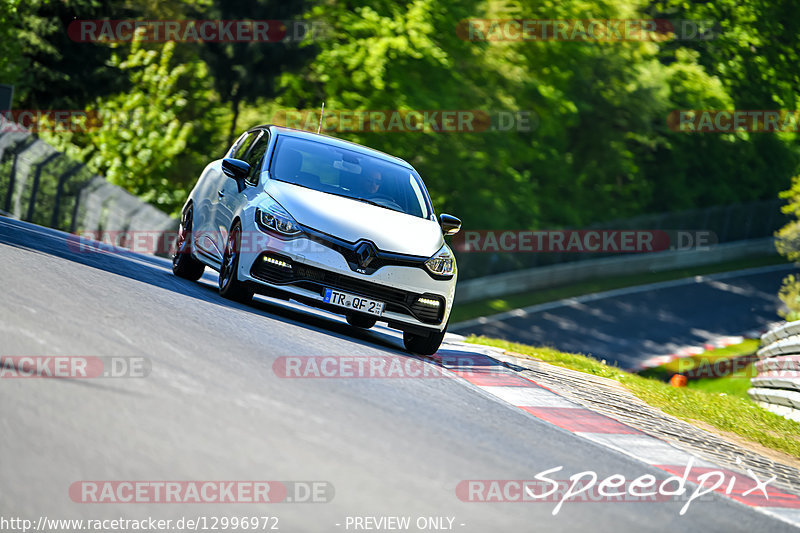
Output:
[417, 297, 440, 307]
[264, 256, 291, 269]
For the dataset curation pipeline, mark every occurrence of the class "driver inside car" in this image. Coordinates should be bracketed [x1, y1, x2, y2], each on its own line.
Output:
[363, 168, 383, 196]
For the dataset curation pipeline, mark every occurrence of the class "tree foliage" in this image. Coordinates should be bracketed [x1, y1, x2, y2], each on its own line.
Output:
[40, 40, 223, 213]
[192, 0, 312, 144]
[3, 0, 800, 226]
[775, 175, 800, 320]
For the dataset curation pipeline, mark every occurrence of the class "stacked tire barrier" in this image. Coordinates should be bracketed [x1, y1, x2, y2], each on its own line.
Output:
[749, 321, 800, 423]
[0, 127, 177, 250]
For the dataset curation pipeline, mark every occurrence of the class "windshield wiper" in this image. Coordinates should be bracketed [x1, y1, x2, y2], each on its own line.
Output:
[353, 197, 384, 208]
[353, 196, 405, 213]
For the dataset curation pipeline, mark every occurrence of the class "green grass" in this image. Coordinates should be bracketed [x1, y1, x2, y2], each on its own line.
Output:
[638, 339, 759, 401]
[687, 365, 756, 400]
[451, 255, 787, 323]
[465, 335, 800, 460]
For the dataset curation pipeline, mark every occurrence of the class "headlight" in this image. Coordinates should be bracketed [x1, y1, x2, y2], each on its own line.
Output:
[255, 197, 301, 237]
[425, 244, 456, 276]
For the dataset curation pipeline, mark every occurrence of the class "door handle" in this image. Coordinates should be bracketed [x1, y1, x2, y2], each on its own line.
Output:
[218, 190, 225, 199]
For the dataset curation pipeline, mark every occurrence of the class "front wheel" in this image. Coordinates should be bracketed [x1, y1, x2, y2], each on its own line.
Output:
[403, 326, 447, 355]
[219, 222, 253, 304]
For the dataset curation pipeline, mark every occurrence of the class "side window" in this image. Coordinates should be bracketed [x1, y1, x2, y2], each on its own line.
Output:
[233, 132, 258, 160]
[244, 132, 270, 185]
[227, 132, 248, 158]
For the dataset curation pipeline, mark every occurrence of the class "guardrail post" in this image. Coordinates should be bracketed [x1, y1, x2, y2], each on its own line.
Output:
[50, 163, 84, 229]
[24, 151, 60, 222]
[3, 137, 36, 215]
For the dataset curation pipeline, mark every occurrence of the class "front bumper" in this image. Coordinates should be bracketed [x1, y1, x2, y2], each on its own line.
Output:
[236, 228, 456, 333]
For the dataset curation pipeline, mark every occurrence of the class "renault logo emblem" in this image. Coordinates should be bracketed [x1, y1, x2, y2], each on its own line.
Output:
[355, 242, 375, 268]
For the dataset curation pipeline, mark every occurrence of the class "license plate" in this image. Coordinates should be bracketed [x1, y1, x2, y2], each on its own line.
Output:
[324, 288, 385, 316]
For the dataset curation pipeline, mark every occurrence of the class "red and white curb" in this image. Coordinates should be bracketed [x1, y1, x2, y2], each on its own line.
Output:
[634, 322, 782, 372]
[636, 334, 746, 371]
[436, 341, 800, 526]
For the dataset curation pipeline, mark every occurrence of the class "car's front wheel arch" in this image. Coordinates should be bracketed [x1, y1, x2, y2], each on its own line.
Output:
[402, 321, 448, 356]
[172, 202, 205, 281]
[218, 219, 253, 304]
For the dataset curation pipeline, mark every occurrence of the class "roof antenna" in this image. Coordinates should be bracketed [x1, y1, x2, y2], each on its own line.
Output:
[317, 102, 325, 134]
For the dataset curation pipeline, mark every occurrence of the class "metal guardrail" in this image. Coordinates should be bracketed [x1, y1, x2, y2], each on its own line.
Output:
[0, 127, 177, 249]
[749, 322, 800, 423]
[455, 198, 788, 280]
[456, 237, 778, 303]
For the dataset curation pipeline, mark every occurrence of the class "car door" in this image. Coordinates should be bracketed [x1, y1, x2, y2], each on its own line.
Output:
[215, 130, 270, 254]
[192, 132, 247, 260]
[194, 131, 258, 262]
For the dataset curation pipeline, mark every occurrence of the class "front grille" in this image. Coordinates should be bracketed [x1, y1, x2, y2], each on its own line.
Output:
[250, 253, 445, 324]
[299, 225, 434, 276]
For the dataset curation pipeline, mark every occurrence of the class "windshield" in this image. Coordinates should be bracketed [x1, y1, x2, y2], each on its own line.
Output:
[269, 135, 433, 219]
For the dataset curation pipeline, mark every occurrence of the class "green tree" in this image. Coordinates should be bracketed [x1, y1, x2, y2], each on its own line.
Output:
[644, 0, 800, 211]
[775, 175, 800, 320]
[194, 0, 313, 144]
[273, 0, 685, 228]
[41, 39, 225, 214]
[11, 0, 800, 241]
[270, 0, 800, 235]
[0, 0, 133, 110]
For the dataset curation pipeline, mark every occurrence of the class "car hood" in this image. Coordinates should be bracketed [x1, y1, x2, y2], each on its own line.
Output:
[263, 179, 444, 257]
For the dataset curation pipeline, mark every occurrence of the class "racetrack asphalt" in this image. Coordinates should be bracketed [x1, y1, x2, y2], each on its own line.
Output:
[0, 217, 793, 531]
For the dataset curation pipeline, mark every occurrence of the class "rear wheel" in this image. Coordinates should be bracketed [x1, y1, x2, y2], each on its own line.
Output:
[346, 314, 377, 329]
[403, 325, 447, 355]
[172, 206, 205, 281]
[219, 222, 253, 303]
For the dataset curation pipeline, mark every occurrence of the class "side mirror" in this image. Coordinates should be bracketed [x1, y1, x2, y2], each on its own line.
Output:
[222, 158, 250, 182]
[439, 214, 461, 236]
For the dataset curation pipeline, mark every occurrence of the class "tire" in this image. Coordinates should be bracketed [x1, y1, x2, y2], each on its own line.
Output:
[346, 314, 377, 329]
[172, 206, 205, 281]
[219, 222, 253, 303]
[403, 325, 447, 355]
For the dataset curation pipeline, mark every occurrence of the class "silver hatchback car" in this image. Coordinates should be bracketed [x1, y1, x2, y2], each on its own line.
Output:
[172, 125, 461, 355]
